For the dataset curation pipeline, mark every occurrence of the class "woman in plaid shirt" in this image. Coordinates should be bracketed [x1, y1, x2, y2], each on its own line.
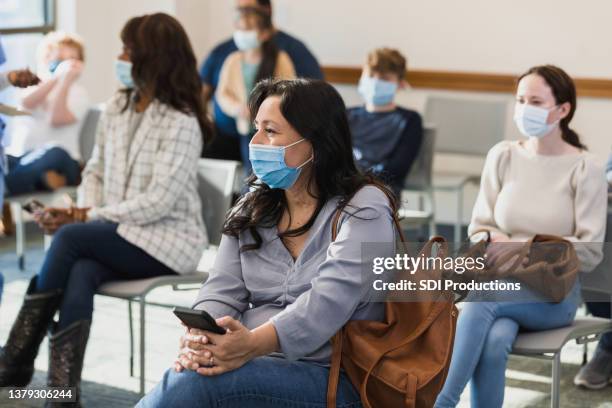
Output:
[0, 14, 213, 406]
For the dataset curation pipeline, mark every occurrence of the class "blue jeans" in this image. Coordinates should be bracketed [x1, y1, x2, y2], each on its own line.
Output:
[137, 356, 362, 408]
[5, 146, 81, 196]
[435, 283, 581, 408]
[35, 221, 175, 329]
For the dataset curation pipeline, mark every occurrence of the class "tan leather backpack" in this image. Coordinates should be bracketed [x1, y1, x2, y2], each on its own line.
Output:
[327, 207, 458, 408]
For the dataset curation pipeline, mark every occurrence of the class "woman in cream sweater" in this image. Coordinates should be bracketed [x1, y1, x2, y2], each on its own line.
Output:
[435, 65, 607, 408]
[216, 6, 295, 172]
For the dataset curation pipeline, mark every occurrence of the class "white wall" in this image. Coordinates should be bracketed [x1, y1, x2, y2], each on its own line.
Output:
[58, 0, 612, 223]
[199, 0, 612, 223]
[57, 0, 177, 103]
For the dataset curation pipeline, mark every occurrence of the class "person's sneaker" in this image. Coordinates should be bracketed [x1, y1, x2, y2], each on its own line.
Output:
[574, 345, 612, 390]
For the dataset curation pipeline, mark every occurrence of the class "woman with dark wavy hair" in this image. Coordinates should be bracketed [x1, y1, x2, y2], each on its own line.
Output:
[0, 13, 213, 405]
[139, 78, 396, 407]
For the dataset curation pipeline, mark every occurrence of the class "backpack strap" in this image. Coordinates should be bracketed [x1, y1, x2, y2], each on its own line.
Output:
[327, 332, 343, 408]
[327, 185, 405, 408]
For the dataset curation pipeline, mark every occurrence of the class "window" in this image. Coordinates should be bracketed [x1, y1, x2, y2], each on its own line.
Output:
[0, 0, 55, 68]
[0, 0, 55, 114]
[0, 0, 54, 32]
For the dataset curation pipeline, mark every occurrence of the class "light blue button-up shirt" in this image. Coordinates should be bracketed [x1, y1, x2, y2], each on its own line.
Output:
[193, 186, 396, 363]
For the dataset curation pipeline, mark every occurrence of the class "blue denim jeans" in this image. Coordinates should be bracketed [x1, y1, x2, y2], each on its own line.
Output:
[35, 221, 175, 330]
[137, 356, 362, 408]
[435, 282, 581, 408]
[5, 146, 81, 195]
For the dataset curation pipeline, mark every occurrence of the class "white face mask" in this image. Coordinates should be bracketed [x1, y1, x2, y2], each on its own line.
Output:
[513, 103, 559, 138]
[233, 30, 260, 51]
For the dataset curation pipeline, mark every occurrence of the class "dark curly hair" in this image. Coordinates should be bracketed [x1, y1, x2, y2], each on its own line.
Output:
[119, 13, 213, 149]
[222, 78, 397, 251]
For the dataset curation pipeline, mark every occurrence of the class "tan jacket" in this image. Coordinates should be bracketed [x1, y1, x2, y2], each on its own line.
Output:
[216, 50, 296, 135]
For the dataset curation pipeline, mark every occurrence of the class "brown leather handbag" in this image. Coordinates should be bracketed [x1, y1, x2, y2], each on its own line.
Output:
[326, 208, 458, 408]
[462, 232, 579, 303]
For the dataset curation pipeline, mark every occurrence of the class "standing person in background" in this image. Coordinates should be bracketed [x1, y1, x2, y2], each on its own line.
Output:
[200, 0, 322, 163]
[0, 14, 212, 406]
[216, 6, 296, 174]
[347, 48, 423, 197]
[0, 36, 41, 300]
[5, 31, 90, 196]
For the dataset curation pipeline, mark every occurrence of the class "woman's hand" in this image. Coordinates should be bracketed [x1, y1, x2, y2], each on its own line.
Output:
[485, 236, 529, 272]
[56, 59, 83, 84]
[174, 317, 279, 376]
[8, 69, 40, 88]
[35, 207, 88, 234]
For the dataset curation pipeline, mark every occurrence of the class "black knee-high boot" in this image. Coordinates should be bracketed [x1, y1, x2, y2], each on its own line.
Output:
[0, 277, 63, 386]
[45, 320, 91, 408]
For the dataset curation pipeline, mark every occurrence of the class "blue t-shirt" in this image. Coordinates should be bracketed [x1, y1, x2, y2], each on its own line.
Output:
[200, 30, 323, 137]
[347, 106, 423, 195]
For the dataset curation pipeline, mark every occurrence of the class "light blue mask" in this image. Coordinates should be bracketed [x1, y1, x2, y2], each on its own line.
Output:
[233, 30, 260, 51]
[48, 59, 61, 74]
[115, 60, 134, 88]
[358, 76, 398, 106]
[249, 138, 313, 189]
[513, 103, 559, 138]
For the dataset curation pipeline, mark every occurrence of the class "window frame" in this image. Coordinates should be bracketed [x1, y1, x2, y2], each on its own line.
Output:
[0, 0, 56, 35]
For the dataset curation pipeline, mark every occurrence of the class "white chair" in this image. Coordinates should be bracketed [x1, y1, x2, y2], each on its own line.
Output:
[399, 125, 436, 238]
[96, 158, 240, 395]
[8, 106, 102, 269]
[424, 96, 507, 243]
[424, 96, 507, 156]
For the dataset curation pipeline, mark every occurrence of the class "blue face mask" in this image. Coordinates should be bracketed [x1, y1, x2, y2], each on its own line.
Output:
[249, 138, 313, 190]
[233, 30, 260, 51]
[48, 59, 61, 74]
[358, 76, 398, 106]
[115, 60, 134, 88]
[513, 103, 559, 138]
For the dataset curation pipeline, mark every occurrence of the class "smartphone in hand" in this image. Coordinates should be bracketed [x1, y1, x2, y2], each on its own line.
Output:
[173, 307, 226, 335]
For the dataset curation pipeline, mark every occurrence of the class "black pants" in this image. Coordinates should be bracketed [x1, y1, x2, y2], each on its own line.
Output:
[586, 301, 612, 351]
[35, 221, 176, 330]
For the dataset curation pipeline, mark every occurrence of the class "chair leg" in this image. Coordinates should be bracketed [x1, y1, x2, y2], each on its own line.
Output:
[128, 300, 134, 377]
[12, 203, 25, 271]
[139, 297, 146, 396]
[454, 188, 464, 245]
[43, 234, 53, 251]
[582, 341, 588, 366]
[551, 352, 561, 408]
[428, 218, 437, 238]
